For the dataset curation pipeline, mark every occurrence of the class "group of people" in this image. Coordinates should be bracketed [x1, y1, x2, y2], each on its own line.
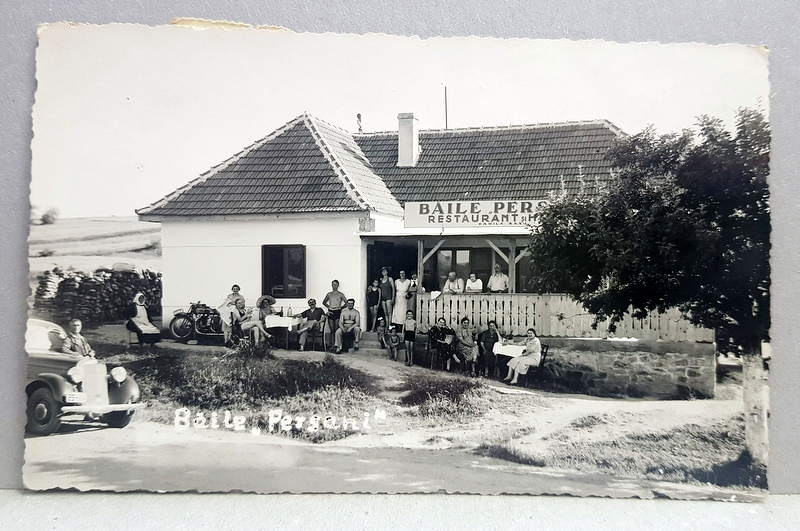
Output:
[218, 281, 362, 354]
[427, 318, 542, 384]
[366, 267, 425, 332]
[442, 263, 511, 294]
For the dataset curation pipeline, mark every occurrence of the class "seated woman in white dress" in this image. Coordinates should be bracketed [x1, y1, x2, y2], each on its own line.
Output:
[504, 328, 542, 385]
[125, 292, 161, 347]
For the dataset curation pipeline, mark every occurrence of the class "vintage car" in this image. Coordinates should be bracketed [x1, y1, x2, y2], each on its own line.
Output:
[25, 318, 143, 436]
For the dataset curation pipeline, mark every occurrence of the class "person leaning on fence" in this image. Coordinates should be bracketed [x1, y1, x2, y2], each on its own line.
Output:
[297, 298, 325, 351]
[504, 328, 542, 385]
[125, 292, 161, 348]
[486, 264, 510, 293]
[465, 272, 483, 293]
[443, 271, 464, 294]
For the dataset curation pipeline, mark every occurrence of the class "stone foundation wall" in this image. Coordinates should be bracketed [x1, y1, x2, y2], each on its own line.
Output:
[540, 338, 716, 399]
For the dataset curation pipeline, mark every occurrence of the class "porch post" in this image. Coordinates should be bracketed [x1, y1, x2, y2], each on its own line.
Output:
[508, 239, 517, 294]
[416, 239, 424, 317]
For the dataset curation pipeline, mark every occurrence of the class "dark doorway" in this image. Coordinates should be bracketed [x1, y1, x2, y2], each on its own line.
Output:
[366, 241, 419, 286]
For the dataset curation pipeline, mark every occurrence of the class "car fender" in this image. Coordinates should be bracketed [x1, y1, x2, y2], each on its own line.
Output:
[26, 373, 74, 404]
[108, 376, 141, 405]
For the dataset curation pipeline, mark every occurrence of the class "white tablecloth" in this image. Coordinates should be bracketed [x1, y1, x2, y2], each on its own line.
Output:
[263, 315, 302, 330]
[493, 343, 526, 358]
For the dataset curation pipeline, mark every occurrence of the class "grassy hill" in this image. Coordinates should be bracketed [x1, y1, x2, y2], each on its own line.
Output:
[28, 217, 160, 257]
[27, 217, 163, 297]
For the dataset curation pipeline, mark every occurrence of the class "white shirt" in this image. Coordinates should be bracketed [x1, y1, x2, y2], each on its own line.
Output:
[443, 277, 464, 294]
[487, 272, 509, 292]
[465, 278, 483, 293]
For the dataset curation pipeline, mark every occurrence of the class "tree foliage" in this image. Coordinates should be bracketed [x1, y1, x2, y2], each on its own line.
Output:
[40, 207, 60, 225]
[528, 109, 770, 352]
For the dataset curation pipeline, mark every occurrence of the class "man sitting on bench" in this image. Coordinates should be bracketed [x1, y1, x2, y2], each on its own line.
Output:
[333, 298, 361, 354]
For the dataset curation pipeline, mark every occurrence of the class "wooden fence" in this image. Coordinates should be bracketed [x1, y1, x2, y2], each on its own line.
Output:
[416, 293, 713, 342]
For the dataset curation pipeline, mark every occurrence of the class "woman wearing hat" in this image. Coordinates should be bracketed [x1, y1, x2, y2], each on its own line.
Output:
[125, 292, 161, 348]
[242, 295, 276, 345]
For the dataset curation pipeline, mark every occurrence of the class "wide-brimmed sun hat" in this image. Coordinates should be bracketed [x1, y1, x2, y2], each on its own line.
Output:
[256, 295, 277, 307]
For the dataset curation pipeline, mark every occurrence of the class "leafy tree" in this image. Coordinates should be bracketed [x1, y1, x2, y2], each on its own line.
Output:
[529, 108, 770, 465]
[40, 207, 60, 225]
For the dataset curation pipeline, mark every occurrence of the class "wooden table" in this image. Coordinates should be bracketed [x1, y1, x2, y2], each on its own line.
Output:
[264, 315, 303, 349]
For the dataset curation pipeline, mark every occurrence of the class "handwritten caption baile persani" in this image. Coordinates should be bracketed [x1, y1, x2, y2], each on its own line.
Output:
[174, 408, 387, 436]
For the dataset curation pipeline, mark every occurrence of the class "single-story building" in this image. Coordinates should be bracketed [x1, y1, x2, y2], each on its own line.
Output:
[138, 112, 624, 329]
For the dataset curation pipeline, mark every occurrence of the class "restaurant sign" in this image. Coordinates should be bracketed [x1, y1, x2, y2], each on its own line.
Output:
[404, 200, 545, 228]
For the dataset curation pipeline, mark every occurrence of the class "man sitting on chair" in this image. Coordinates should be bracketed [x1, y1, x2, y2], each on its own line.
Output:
[333, 298, 361, 354]
[297, 298, 325, 351]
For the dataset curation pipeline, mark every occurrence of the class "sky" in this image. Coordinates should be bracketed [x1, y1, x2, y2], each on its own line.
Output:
[30, 22, 769, 219]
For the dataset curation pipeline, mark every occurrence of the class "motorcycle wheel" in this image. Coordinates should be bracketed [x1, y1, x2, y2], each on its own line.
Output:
[169, 315, 194, 342]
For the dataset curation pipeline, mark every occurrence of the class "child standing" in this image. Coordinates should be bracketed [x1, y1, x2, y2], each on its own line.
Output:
[402, 310, 417, 367]
[387, 326, 401, 361]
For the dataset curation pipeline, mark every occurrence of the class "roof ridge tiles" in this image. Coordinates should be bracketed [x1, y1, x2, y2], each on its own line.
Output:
[354, 118, 625, 137]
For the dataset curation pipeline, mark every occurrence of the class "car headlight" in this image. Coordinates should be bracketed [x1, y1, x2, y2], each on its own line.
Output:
[67, 365, 84, 384]
[110, 367, 127, 383]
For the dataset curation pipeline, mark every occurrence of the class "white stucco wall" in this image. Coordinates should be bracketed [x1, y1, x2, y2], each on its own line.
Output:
[159, 215, 367, 318]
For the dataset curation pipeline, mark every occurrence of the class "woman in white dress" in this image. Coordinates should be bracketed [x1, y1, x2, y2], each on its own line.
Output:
[391, 270, 412, 326]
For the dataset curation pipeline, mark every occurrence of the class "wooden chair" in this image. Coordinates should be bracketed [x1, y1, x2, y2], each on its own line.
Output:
[298, 317, 326, 352]
[523, 344, 550, 388]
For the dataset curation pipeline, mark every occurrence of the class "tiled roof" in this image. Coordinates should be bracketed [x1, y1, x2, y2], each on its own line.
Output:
[138, 115, 622, 218]
[137, 114, 403, 217]
[354, 120, 623, 203]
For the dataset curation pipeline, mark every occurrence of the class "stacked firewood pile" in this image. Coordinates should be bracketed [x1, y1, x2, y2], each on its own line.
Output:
[33, 267, 162, 325]
[33, 267, 66, 313]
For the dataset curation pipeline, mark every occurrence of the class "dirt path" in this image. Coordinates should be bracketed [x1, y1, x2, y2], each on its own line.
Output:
[87, 323, 745, 456]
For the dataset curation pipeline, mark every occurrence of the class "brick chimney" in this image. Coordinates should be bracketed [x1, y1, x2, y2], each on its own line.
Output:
[397, 112, 420, 167]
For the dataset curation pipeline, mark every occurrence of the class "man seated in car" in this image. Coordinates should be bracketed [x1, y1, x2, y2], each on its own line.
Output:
[333, 298, 361, 354]
[297, 298, 325, 351]
[61, 319, 96, 358]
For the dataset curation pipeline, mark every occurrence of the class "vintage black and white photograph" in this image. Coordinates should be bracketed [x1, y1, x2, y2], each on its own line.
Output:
[24, 21, 770, 500]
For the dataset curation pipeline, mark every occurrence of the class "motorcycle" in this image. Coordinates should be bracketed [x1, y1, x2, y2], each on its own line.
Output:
[169, 301, 225, 342]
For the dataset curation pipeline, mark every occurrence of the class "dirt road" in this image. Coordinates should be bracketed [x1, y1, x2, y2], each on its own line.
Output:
[23, 419, 759, 501]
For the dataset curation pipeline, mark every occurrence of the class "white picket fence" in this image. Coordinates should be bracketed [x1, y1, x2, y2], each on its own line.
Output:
[416, 292, 712, 341]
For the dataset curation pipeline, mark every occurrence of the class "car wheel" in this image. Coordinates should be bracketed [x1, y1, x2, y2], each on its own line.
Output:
[101, 410, 135, 429]
[26, 388, 62, 436]
[169, 315, 193, 342]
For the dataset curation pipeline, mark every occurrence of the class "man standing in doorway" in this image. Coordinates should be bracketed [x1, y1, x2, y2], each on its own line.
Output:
[443, 271, 464, 294]
[487, 263, 510, 293]
[334, 298, 361, 354]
